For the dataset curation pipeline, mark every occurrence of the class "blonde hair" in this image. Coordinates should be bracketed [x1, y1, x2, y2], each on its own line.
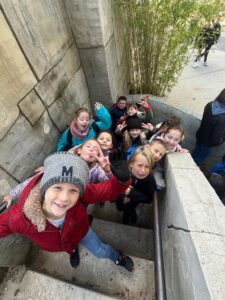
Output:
[123, 130, 146, 151]
[128, 146, 154, 171]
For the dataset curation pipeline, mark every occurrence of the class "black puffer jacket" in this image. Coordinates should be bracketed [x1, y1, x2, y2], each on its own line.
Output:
[196, 102, 225, 147]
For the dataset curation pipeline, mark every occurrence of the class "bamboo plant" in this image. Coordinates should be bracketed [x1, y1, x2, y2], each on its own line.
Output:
[113, 0, 224, 96]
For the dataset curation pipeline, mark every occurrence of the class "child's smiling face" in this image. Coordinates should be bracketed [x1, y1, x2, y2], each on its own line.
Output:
[76, 111, 90, 131]
[129, 129, 141, 139]
[97, 132, 113, 151]
[42, 183, 80, 220]
[161, 129, 182, 151]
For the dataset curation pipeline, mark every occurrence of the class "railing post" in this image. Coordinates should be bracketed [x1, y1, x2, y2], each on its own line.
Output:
[153, 191, 167, 300]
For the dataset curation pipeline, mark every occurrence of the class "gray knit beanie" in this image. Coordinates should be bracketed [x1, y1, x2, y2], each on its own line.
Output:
[40, 152, 90, 199]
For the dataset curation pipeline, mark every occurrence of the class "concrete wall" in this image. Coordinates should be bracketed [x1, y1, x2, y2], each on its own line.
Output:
[65, 0, 129, 108]
[160, 153, 225, 300]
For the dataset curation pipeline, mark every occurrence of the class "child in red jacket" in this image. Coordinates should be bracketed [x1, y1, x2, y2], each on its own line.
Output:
[0, 152, 134, 272]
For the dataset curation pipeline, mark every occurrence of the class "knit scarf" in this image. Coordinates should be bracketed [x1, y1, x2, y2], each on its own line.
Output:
[212, 100, 225, 116]
[70, 119, 91, 139]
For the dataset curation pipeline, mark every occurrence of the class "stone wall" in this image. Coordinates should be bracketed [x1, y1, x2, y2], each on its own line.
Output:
[65, 0, 129, 108]
[160, 153, 225, 300]
[0, 0, 92, 198]
[0, 0, 129, 266]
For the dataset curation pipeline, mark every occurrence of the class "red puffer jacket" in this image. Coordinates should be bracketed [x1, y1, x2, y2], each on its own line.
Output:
[0, 173, 130, 254]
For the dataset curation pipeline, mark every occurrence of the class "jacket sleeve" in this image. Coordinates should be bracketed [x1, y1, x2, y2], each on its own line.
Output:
[9, 177, 34, 203]
[211, 161, 225, 174]
[210, 124, 225, 146]
[56, 128, 70, 152]
[96, 166, 112, 182]
[0, 210, 13, 238]
[95, 104, 112, 130]
[129, 188, 150, 203]
[83, 176, 131, 204]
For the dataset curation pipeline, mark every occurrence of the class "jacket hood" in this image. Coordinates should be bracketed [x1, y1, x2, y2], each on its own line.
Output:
[23, 181, 46, 232]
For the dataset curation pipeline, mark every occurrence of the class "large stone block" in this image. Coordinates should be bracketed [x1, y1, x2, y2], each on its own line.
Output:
[0, 112, 59, 182]
[35, 44, 81, 106]
[105, 36, 129, 103]
[65, 0, 113, 48]
[0, 169, 18, 200]
[18, 90, 45, 126]
[0, 11, 37, 139]
[1, 0, 73, 79]
[0, 235, 32, 267]
[48, 68, 89, 131]
[79, 47, 111, 107]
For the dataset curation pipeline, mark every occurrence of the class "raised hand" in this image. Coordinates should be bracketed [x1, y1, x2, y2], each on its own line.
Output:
[94, 102, 102, 110]
[116, 121, 127, 133]
[93, 148, 111, 173]
[109, 149, 130, 183]
[142, 122, 154, 131]
[1, 194, 12, 210]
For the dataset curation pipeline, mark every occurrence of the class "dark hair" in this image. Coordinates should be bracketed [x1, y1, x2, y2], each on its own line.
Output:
[165, 116, 181, 127]
[96, 130, 116, 147]
[215, 89, 225, 105]
[127, 103, 137, 110]
[117, 96, 127, 103]
[157, 116, 181, 135]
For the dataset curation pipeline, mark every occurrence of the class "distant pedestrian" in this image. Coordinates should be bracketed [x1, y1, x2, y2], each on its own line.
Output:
[212, 18, 221, 43]
[193, 23, 215, 67]
[192, 89, 225, 165]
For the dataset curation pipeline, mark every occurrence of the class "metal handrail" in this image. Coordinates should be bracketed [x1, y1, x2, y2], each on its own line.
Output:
[153, 191, 167, 300]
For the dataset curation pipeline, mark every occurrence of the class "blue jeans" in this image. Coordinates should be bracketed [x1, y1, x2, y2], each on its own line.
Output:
[80, 228, 119, 263]
[191, 143, 210, 165]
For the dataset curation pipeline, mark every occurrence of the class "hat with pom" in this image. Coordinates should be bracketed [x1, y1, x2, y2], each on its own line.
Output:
[40, 152, 89, 199]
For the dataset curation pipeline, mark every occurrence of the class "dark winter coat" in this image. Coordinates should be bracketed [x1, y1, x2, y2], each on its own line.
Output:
[196, 102, 225, 147]
[110, 104, 127, 131]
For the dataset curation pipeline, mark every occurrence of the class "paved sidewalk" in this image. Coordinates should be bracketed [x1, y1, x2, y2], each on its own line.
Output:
[165, 30, 225, 119]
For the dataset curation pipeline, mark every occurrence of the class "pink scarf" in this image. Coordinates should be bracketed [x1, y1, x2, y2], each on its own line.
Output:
[70, 119, 91, 139]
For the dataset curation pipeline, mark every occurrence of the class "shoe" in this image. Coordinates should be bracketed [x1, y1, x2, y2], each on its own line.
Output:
[115, 252, 134, 272]
[203, 61, 208, 66]
[192, 62, 198, 68]
[88, 214, 93, 226]
[70, 246, 80, 268]
[129, 209, 137, 224]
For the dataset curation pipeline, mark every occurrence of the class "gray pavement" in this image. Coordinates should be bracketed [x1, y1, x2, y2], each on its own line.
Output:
[165, 30, 225, 118]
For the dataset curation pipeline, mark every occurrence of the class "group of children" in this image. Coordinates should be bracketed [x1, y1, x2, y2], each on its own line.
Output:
[0, 95, 189, 274]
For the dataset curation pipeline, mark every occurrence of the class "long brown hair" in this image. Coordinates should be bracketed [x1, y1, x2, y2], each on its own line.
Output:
[123, 130, 146, 151]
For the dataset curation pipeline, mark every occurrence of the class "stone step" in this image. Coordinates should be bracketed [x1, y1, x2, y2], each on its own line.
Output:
[92, 202, 154, 229]
[92, 218, 154, 260]
[30, 249, 155, 300]
[1, 268, 117, 300]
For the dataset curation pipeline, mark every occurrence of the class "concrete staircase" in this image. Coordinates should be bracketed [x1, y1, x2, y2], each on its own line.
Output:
[0, 205, 155, 300]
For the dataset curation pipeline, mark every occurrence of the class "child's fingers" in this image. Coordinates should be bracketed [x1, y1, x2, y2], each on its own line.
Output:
[98, 147, 104, 158]
[95, 102, 101, 110]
